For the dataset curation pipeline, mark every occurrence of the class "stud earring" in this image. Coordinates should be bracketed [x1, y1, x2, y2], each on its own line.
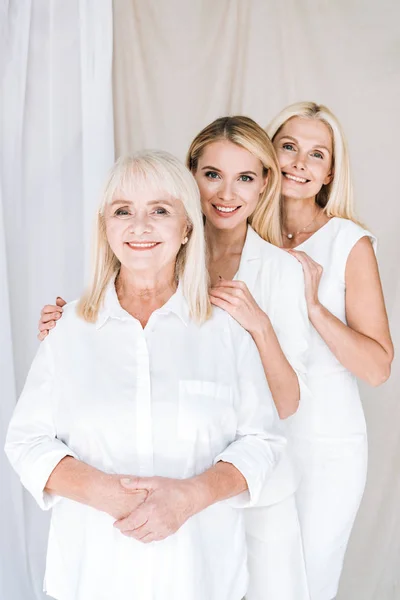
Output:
[182, 237, 189, 245]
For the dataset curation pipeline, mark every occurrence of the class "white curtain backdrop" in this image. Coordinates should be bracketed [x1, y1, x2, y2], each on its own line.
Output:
[0, 1, 114, 598]
[1, 1, 399, 599]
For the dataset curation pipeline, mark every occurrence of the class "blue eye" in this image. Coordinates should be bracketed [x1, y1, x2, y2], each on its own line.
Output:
[312, 151, 324, 159]
[153, 207, 168, 215]
[205, 171, 220, 179]
[239, 175, 253, 182]
[283, 143, 295, 151]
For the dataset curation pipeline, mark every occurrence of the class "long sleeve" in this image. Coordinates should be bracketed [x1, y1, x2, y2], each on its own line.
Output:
[5, 338, 78, 510]
[270, 257, 311, 406]
[214, 326, 286, 507]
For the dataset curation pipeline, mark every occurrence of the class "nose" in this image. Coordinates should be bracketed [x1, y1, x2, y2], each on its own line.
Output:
[217, 179, 236, 202]
[292, 152, 307, 171]
[129, 211, 152, 236]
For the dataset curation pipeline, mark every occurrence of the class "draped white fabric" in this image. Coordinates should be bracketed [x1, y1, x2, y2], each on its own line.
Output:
[1, 1, 399, 599]
[0, 1, 114, 598]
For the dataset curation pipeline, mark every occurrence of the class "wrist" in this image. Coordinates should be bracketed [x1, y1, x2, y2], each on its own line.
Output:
[250, 312, 272, 341]
[307, 301, 323, 322]
[184, 475, 214, 517]
[87, 472, 118, 514]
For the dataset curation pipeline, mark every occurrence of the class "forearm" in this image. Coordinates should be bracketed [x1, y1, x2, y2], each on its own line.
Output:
[309, 303, 392, 385]
[252, 316, 300, 418]
[45, 456, 120, 515]
[186, 462, 247, 515]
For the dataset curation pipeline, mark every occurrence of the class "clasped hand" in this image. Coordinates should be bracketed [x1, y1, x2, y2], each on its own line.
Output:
[112, 476, 196, 544]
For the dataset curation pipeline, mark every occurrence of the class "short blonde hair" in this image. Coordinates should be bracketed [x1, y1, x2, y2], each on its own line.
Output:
[267, 101, 358, 221]
[77, 150, 211, 324]
[187, 116, 283, 246]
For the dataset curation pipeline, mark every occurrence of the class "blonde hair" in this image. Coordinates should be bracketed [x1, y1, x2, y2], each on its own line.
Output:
[267, 101, 358, 221]
[186, 116, 283, 246]
[77, 150, 211, 324]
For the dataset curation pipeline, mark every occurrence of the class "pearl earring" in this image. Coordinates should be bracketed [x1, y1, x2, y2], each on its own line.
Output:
[182, 237, 189, 245]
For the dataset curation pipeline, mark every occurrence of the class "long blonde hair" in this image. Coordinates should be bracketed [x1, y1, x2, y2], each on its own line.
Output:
[267, 101, 358, 221]
[186, 116, 283, 246]
[77, 150, 211, 324]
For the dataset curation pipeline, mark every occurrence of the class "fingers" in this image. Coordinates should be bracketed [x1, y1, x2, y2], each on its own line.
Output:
[213, 279, 248, 291]
[210, 289, 240, 306]
[56, 297, 67, 307]
[287, 250, 323, 273]
[119, 518, 151, 540]
[41, 304, 63, 317]
[114, 505, 147, 533]
[210, 295, 234, 313]
[38, 320, 55, 333]
[40, 313, 62, 328]
[120, 476, 154, 491]
[39, 304, 64, 338]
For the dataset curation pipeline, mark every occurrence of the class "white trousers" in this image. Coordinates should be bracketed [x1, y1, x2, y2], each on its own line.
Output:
[294, 437, 368, 600]
[245, 494, 310, 600]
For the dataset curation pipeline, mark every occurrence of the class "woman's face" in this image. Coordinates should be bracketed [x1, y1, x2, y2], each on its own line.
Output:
[104, 186, 188, 278]
[273, 117, 333, 202]
[193, 140, 267, 231]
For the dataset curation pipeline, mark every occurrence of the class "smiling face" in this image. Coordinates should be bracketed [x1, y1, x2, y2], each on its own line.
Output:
[193, 140, 268, 231]
[273, 117, 333, 202]
[104, 187, 189, 279]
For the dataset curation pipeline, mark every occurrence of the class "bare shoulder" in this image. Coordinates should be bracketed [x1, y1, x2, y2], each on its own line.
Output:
[346, 235, 379, 279]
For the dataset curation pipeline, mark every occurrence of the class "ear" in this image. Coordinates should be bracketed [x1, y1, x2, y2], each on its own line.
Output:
[324, 169, 334, 186]
[260, 171, 269, 195]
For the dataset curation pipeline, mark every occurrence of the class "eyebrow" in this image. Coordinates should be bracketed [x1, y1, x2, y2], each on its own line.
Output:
[279, 135, 331, 154]
[110, 198, 175, 207]
[201, 165, 259, 176]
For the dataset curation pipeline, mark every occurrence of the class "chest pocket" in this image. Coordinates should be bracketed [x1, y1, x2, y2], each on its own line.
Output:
[178, 380, 235, 442]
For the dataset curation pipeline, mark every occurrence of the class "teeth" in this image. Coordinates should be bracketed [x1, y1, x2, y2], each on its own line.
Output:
[127, 242, 158, 248]
[214, 205, 238, 213]
[284, 173, 308, 184]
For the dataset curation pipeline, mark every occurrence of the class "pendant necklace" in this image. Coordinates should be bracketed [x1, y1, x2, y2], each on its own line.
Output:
[283, 209, 321, 240]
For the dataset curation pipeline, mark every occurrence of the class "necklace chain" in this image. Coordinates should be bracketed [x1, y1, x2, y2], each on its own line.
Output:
[283, 209, 321, 240]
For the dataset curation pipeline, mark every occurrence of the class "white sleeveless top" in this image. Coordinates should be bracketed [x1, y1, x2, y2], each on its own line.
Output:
[289, 217, 377, 439]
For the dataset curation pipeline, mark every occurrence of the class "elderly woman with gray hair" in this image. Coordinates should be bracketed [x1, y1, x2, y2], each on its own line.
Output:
[5, 150, 285, 600]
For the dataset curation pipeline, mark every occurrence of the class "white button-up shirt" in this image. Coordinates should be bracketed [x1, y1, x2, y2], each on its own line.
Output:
[5, 283, 285, 600]
[236, 226, 310, 505]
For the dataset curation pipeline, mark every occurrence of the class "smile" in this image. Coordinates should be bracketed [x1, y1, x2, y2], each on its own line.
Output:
[126, 242, 160, 250]
[283, 173, 309, 184]
[212, 204, 241, 215]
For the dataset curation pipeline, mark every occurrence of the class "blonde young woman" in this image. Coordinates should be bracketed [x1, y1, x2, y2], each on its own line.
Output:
[6, 151, 286, 600]
[267, 102, 393, 600]
[38, 119, 311, 600]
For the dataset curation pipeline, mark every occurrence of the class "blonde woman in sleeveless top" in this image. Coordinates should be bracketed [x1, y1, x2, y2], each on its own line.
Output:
[267, 102, 393, 600]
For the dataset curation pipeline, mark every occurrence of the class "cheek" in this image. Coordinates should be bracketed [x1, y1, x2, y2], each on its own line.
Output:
[159, 220, 187, 247]
[275, 149, 287, 170]
[241, 185, 262, 208]
[197, 179, 217, 202]
[105, 220, 126, 254]
[312, 163, 331, 184]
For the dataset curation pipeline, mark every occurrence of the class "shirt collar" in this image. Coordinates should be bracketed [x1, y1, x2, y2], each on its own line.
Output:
[96, 278, 190, 329]
[240, 225, 264, 262]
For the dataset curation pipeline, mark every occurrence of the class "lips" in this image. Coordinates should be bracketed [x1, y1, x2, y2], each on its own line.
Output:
[125, 241, 160, 250]
[283, 172, 310, 184]
[212, 204, 241, 217]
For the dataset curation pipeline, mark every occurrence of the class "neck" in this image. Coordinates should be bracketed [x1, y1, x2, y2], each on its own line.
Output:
[205, 219, 248, 260]
[282, 196, 319, 233]
[116, 265, 177, 308]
